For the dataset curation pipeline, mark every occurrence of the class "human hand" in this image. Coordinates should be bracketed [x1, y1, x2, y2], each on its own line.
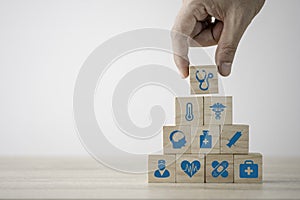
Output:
[171, 0, 265, 78]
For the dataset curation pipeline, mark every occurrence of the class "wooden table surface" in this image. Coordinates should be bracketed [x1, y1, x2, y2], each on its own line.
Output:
[0, 156, 299, 199]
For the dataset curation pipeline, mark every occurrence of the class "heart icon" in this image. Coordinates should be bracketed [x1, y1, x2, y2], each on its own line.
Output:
[181, 160, 201, 178]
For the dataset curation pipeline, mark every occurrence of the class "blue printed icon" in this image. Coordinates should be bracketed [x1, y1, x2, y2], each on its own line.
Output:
[181, 160, 201, 178]
[210, 103, 226, 120]
[196, 69, 214, 91]
[154, 160, 170, 178]
[200, 130, 212, 148]
[169, 130, 186, 149]
[211, 160, 229, 178]
[227, 131, 242, 148]
[239, 160, 258, 178]
[185, 102, 194, 121]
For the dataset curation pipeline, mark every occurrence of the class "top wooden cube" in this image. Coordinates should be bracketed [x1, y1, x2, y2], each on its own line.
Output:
[190, 65, 219, 94]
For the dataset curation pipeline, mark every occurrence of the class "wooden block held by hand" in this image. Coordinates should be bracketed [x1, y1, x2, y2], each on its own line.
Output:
[163, 126, 191, 154]
[148, 155, 176, 183]
[190, 65, 219, 94]
[191, 125, 220, 154]
[175, 154, 205, 183]
[204, 96, 232, 125]
[175, 97, 203, 127]
[234, 153, 263, 183]
[220, 125, 249, 154]
[206, 154, 234, 183]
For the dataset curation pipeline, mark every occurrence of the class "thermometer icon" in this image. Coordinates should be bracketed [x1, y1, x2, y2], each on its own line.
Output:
[185, 103, 194, 121]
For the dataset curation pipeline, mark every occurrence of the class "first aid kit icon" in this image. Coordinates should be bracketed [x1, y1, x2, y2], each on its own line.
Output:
[239, 160, 258, 178]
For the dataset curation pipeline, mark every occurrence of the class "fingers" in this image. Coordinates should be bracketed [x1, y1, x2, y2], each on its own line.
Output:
[171, 11, 195, 78]
[171, 30, 190, 78]
[174, 54, 189, 78]
[190, 20, 223, 47]
[171, 3, 208, 78]
[215, 16, 250, 77]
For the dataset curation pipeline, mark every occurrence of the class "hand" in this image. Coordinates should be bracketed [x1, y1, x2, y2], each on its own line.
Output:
[171, 0, 265, 78]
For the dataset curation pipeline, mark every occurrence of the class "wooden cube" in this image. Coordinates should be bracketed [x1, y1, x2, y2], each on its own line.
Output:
[148, 155, 176, 183]
[175, 154, 205, 183]
[204, 96, 232, 125]
[163, 126, 191, 154]
[206, 154, 234, 183]
[234, 153, 263, 183]
[220, 125, 249, 154]
[175, 97, 203, 126]
[190, 65, 219, 94]
[191, 125, 220, 154]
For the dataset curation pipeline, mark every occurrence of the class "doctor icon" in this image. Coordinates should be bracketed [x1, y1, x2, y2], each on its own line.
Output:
[154, 160, 170, 178]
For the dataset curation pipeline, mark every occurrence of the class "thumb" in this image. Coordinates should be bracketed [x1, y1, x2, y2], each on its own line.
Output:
[216, 17, 249, 77]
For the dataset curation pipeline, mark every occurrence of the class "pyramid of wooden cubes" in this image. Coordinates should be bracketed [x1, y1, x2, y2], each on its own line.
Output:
[148, 65, 263, 183]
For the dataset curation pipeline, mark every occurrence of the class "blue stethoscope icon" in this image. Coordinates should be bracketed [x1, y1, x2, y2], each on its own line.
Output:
[196, 70, 214, 91]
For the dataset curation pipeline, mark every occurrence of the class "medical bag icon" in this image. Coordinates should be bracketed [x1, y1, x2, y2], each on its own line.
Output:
[200, 130, 212, 148]
[239, 160, 258, 178]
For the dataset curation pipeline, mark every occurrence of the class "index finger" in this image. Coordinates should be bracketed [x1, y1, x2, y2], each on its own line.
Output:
[171, 3, 207, 78]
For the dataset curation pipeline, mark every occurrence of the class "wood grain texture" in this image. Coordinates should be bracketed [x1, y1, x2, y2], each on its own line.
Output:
[175, 154, 205, 183]
[189, 65, 219, 94]
[0, 157, 300, 199]
[220, 125, 249, 154]
[234, 153, 263, 183]
[148, 155, 176, 183]
[206, 154, 234, 183]
[175, 97, 203, 127]
[191, 125, 220, 154]
[204, 96, 233, 125]
[163, 126, 191, 154]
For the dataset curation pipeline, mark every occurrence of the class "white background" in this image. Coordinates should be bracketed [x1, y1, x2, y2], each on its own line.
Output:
[0, 0, 299, 157]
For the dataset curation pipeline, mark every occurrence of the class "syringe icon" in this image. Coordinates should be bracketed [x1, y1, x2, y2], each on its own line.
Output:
[185, 103, 194, 121]
[226, 131, 242, 148]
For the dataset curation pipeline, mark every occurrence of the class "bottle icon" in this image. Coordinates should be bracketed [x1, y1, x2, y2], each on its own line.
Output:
[200, 130, 212, 148]
[185, 103, 194, 122]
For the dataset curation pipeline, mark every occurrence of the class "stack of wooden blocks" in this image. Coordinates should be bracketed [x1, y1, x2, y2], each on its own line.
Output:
[148, 65, 263, 183]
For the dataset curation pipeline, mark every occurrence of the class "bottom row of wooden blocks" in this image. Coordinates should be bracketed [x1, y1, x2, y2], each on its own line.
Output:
[148, 153, 262, 183]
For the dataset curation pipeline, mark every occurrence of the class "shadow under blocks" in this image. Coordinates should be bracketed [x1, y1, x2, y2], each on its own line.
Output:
[148, 65, 263, 183]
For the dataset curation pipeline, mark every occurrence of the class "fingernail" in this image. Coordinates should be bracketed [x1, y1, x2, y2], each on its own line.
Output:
[180, 72, 186, 79]
[219, 62, 232, 76]
[180, 70, 189, 79]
